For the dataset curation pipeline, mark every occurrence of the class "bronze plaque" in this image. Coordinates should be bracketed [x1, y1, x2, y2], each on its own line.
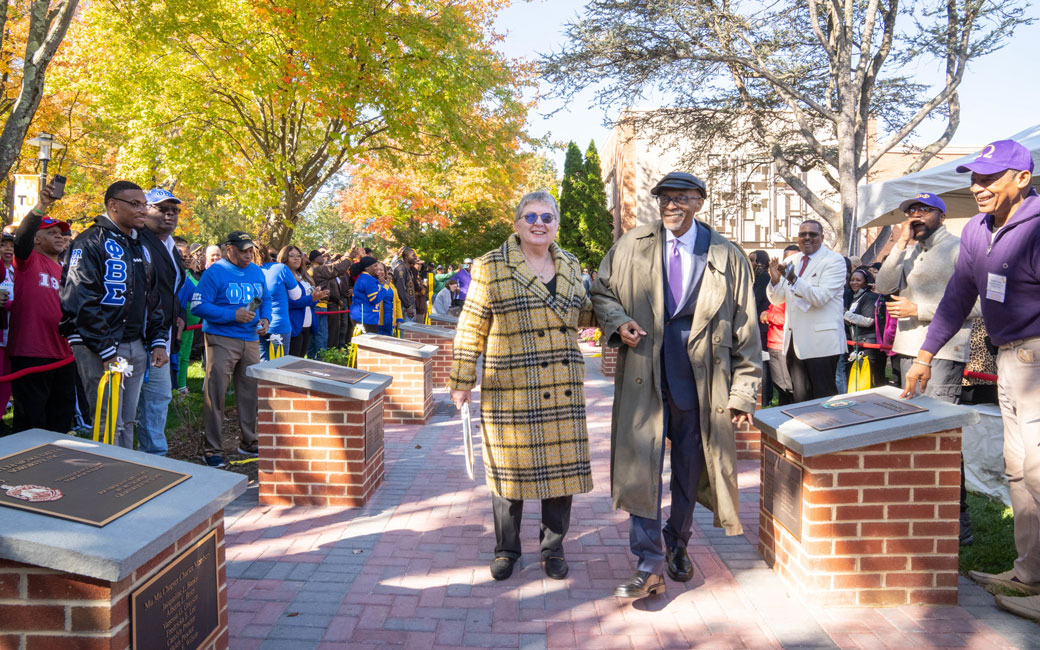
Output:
[131, 530, 219, 650]
[364, 403, 382, 461]
[762, 446, 803, 540]
[781, 393, 927, 431]
[281, 359, 369, 384]
[0, 444, 189, 527]
[367, 335, 426, 350]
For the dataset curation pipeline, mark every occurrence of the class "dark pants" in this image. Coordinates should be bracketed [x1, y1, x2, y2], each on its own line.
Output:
[289, 327, 311, 358]
[787, 348, 840, 403]
[768, 349, 794, 405]
[10, 356, 77, 434]
[492, 493, 572, 561]
[630, 393, 705, 574]
[340, 315, 354, 346]
[327, 305, 342, 348]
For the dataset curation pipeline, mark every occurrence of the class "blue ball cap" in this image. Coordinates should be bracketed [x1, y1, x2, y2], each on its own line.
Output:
[145, 188, 182, 205]
[898, 192, 946, 214]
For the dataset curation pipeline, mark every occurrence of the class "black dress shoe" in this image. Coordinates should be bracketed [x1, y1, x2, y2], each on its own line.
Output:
[490, 556, 517, 581]
[614, 571, 666, 598]
[666, 545, 694, 582]
[542, 556, 568, 580]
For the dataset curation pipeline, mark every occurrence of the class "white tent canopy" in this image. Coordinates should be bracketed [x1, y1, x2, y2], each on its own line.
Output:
[856, 124, 1040, 230]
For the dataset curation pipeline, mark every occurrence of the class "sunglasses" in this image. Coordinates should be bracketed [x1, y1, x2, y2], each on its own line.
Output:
[519, 212, 555, 224]
[798, 231, 822, 239]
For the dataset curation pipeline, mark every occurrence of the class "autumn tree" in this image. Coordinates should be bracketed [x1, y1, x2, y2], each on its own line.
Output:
[0, 0, 79, 219]
[544, 0, 1032, 253]
[72, 0, 531, 248]
[557, 141, 588, 262]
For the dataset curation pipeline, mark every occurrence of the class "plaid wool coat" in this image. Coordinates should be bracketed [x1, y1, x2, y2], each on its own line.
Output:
[449, 235, 594, 500]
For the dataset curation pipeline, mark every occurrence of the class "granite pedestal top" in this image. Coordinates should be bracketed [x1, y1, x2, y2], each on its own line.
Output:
[398, 322, 456, 340]
[429, 314, 458, 326]
[753, 385, 981, 457]
[246, 355, 392, 400]
[0, 430, 245, 582]
[352, 333, 438, 359]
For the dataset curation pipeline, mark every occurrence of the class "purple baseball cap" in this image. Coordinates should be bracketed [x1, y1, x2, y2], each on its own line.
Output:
[898, 192, 947, 214]
[956, 140, 1034, 175]
[145, 188, 182, 205]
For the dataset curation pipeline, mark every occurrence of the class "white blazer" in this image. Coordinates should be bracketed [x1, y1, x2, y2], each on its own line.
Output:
[766, 246, 848, 359]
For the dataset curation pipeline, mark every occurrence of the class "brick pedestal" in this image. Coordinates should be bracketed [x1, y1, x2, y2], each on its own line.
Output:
[0, 513, 229, 650]
[600, 339, 617, 377]
[257, 383, 385, 507]
[398, 322, 455, 390]
[248, 356, 393, 508]
[753, 387, 978, 608]
[353, 334, 437, 425]
[429, 313, 458, 329]
[759, 430, 962, 606]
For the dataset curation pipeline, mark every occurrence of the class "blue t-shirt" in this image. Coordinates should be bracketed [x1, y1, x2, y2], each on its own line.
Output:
[191, 259, 272, 341]
[261, 262, 301, 335]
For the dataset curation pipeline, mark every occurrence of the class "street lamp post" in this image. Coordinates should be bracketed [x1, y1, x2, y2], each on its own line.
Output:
[26, 133, 64, 183]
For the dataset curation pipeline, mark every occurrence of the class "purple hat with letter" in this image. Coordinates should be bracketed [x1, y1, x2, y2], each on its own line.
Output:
[956, 140, 1034, 175]
[898, 192, 947, 214]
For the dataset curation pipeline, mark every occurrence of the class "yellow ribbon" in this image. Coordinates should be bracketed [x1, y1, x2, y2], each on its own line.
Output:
[92, 370, 122, 446]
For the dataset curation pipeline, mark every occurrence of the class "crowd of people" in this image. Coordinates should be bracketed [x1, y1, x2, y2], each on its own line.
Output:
[0, 180, 476, 469]
[448, 140, 1039, 621]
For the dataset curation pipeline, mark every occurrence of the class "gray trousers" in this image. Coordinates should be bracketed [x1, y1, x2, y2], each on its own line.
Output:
[996, 338, 1040, 583]
[73, 340, 149, 450]
[898, 355, 964, 403]
[202, 334, 259, 454]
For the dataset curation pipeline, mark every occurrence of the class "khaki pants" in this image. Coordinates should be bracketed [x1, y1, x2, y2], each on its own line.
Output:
[203, 334, 259, 455]
[996, 337, 1040, 583]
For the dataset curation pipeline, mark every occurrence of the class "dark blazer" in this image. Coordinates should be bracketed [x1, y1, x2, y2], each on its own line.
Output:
[661, 222, 710, 412]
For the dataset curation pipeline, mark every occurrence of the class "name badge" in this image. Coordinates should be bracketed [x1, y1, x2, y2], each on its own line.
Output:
[986, 273, 1007, 303]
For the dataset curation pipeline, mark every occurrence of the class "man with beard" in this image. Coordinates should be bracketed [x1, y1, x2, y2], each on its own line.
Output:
[877, 193, 979, 545]
[903, 140, 1040, 619]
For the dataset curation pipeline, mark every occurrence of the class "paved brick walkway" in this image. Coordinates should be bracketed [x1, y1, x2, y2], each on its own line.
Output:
[223, 357, 1039, 649]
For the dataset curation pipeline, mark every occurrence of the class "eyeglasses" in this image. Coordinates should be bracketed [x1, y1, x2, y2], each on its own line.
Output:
[905, 206, 937, 217]
[520, 212, 555, 224]
[656, 194, 701, 207]
[798, 231, 822, 239]
[111, 197, 147, 211]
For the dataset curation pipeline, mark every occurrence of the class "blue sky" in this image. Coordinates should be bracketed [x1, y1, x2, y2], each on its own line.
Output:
[496, 0, 1040, 174]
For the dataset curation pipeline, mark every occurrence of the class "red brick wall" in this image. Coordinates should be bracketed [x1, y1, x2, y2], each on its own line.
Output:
[355, 348, 434, 424]
[0, 512, 228, 650]
[759, 430, 962, 607]
[600, 340, 617, 377]
[257, 384, 384, 507]
[398, 329, 454, 390]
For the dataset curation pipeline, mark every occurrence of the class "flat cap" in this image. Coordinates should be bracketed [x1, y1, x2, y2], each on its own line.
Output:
[650, 171, 707, 197]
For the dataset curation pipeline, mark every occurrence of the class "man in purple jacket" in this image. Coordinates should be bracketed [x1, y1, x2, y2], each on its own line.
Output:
[902, 139, 1040, 620]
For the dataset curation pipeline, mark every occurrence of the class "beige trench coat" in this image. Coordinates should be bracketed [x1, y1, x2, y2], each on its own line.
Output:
[590, 221, 761, 535]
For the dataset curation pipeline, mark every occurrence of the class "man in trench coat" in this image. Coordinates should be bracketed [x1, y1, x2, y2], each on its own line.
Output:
[591, 171, 761, 598]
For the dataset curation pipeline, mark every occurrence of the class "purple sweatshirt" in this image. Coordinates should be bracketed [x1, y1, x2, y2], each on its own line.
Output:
[922, 188, 1040, 352]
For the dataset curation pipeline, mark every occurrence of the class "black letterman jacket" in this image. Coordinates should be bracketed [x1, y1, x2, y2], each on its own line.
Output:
[59, 215, 166, 361]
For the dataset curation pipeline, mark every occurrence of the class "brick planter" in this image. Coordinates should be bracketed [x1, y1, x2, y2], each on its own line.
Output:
[398, 322, 456, 390]
[753, 386, 979, 607]
[247, 357, 393, 508]
[353, 334, 438, 425]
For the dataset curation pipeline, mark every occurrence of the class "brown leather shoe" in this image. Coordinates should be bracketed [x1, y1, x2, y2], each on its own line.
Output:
[666, 545, 694, 582]
[613, 571, 666, 598]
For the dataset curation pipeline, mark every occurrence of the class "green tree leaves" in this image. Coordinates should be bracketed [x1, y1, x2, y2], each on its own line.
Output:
[559, 140, 613, 270]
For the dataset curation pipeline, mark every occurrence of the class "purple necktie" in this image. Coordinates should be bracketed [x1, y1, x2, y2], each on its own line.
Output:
[668, 238, 683, 308]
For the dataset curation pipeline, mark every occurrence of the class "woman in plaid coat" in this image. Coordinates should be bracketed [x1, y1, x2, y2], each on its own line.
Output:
[449, 190, 594, 583]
